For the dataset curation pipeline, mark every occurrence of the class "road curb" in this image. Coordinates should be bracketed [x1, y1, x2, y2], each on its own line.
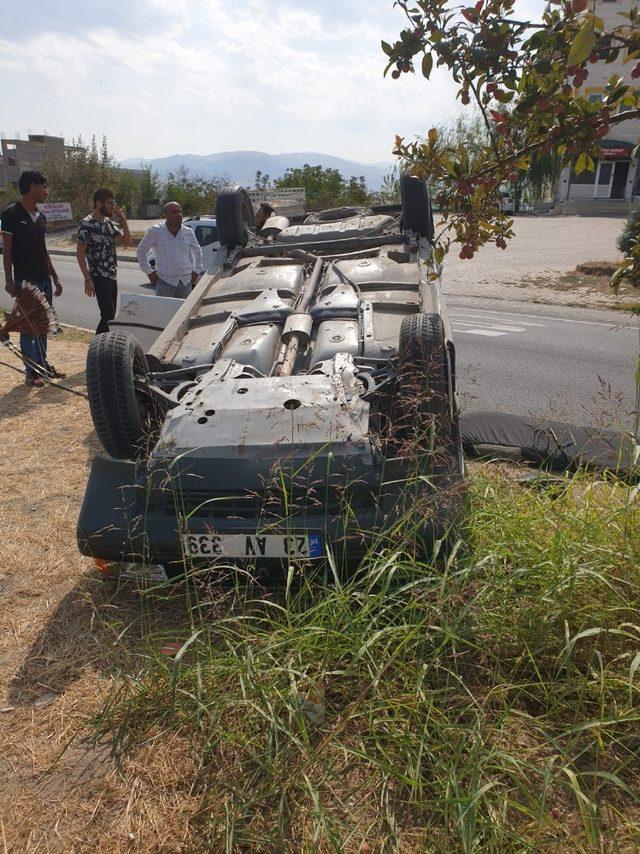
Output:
[59, 322, 93, 333]
[48, 247, 138, 262]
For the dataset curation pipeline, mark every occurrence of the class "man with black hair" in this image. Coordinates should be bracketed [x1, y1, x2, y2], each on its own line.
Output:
[76, 188, 131, 334]
[137, 201, 202, 299]
[1, 169, 65, 386]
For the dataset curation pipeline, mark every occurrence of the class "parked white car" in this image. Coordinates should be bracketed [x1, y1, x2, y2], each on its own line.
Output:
[183, 216, 220, 273]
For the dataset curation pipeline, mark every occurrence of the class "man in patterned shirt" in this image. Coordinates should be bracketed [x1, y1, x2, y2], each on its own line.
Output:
[76, 188, 131, 334]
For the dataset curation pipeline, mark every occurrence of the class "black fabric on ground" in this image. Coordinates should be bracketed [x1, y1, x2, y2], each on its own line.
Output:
[461, 411, 638, 478]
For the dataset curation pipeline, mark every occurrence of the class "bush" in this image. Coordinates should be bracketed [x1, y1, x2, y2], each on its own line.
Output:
[617, 205, 640, 254]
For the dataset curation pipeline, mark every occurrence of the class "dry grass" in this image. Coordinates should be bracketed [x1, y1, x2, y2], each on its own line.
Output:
[0, 331, 200, 853]
[515, 266, 640, 309]
[0, 332, 638, 852]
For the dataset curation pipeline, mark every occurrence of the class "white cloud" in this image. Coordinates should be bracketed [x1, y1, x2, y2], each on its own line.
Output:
[0, 0, 535, 163]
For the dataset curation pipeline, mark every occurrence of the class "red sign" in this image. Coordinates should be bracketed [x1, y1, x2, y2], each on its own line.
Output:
[601, 146, 631, 158]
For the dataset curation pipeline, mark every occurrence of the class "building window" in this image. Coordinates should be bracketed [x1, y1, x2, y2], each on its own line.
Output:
[570, 166, 596, 185]
[598, 162, 613, 185]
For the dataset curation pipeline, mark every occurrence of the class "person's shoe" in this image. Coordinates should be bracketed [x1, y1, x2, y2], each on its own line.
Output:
[25, 376, 45, 387]
[46, 364, 66, 379]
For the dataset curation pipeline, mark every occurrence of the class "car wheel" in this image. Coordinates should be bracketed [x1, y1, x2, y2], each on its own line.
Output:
[396, 312, 454, 449]
[86, 331, 155, 460]
[215, 187, 256, 248]
[400, 174, 434, 240]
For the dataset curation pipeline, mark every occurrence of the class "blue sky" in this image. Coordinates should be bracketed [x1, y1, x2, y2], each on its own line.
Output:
[0, 0, 542, 163]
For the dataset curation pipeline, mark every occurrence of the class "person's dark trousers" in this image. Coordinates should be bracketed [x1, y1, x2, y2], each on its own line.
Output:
[16, 277, 52, 380]
[92, 275, 118, 334]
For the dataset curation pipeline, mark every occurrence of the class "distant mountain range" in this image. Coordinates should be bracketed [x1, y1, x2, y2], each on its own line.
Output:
[120, 150, 394, 191]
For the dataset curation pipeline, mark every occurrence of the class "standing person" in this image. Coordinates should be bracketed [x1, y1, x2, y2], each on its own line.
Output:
[255, 202, 275, 231]
[1, 170, 65, 387]
[76, 188, 131, 334]
[136, 202, 203, 299]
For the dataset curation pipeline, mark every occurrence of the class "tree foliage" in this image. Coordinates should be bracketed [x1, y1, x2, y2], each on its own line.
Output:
[42, 135, 119, 218]
[384, 0, 640, 281]
[275, 164, 370, 209]
[164, 166, 226, 216]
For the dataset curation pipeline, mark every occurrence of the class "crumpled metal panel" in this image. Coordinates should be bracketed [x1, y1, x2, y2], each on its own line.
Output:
[232, 288, 294, 325]
[275, 215, 394, 244]
[155, 355, 372, 467]
[323, 252, 420, 290]
[213, 262, 304, 299]
[311, 320, 360, 367]
[222, 323, 281, 376]
[311, 283, 359, 321]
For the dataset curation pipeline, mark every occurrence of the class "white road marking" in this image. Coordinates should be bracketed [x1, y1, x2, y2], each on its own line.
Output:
[453, 320, 526, 333]
[451, 312, 545, 327]
[457, 328, 507, 337]
[449, 304, 623, 328]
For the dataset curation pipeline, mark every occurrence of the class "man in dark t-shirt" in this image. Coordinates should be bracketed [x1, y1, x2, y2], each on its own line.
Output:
[76, 187, 131, 334]
[1, 170, 65, 386]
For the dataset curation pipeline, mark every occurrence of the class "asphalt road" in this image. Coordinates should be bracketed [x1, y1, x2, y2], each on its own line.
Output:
[2, 254, 638, 430]
[45, 255, 150, 331]
[447, 296, 638, 431]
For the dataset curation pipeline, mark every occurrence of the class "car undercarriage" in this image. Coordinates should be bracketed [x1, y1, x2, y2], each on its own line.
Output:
[78, 177, 465, 574]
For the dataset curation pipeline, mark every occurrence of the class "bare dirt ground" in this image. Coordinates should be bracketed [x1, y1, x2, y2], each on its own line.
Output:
[0, 332, 197, 852]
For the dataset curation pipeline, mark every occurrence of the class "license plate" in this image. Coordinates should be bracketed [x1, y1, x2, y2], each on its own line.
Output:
[182, 532, 324, 559]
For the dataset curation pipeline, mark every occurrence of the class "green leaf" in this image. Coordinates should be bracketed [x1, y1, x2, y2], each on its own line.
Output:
[568, 21, 595, 68]
[574, 152, 594, 175]
[421, 53, 433, 79]
[381, 40, 393, 57]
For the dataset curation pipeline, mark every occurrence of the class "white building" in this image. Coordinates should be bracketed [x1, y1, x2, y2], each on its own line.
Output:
[554, 0, 640, 213]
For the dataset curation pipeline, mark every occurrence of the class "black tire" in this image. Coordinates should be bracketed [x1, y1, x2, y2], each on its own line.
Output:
[86, 331, 152, 460]
[395, 312, 452, 453]
[400, 174, 434, 240]
[215, 187, 255, 248]
[398, 312, 447, 411]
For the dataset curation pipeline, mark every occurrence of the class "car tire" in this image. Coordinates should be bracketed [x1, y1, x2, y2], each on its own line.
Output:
[396, 311, 454, 452]
[400, 174, 434, 240]
[398, 312, 448, 411]
[215, 187, 256, 248]
[86, 331, 153, 460]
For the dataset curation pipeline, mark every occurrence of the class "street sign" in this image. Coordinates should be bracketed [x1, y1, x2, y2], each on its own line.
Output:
[38, 202, 73, 221]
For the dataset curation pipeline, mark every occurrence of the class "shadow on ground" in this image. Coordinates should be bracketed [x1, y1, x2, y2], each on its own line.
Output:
[8, 571, 194, 706]
[0, 368, 87, 422]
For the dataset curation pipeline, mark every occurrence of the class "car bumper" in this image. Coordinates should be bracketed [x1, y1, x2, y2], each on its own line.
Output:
[77, 454, 465, 572]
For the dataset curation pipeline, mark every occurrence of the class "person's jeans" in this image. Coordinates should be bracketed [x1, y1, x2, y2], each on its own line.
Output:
[16, 277, 52, 379]
[91, 275, 118, 334]
[156, 278, 191, 299]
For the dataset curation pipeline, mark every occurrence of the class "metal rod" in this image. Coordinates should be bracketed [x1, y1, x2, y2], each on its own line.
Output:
[275, 257, 324, 377]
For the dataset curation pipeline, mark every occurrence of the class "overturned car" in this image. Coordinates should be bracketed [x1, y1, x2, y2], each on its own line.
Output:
[78, 176, 465, 575]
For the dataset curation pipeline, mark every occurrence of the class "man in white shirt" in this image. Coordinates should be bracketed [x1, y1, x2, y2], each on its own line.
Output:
[137, 202, 203, 298]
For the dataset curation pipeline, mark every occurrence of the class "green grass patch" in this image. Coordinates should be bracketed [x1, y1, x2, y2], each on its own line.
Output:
[606, 302, 640, 315]
[89, 470, 640, 851]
